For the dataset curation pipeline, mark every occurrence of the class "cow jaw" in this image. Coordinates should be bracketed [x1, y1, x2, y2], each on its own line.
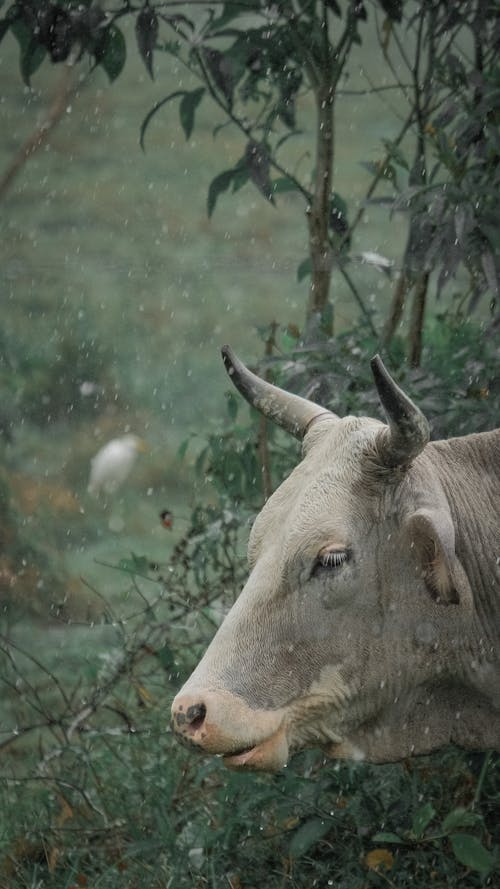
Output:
[223, 724, 289, 771]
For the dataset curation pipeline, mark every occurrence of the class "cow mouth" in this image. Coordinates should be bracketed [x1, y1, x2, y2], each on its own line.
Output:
[222, 725, 289, 772]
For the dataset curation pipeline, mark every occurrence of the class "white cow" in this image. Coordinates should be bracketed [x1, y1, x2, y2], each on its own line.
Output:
[172, 349, 500, 771]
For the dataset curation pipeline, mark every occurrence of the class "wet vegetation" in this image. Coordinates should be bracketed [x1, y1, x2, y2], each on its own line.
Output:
[0, 1, 499, 887]
[1, 336, 500, 886]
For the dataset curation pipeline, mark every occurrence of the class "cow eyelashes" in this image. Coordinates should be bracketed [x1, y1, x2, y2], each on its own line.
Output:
[312, 548, 349, 576]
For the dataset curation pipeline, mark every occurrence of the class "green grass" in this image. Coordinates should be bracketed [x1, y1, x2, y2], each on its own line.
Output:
[0, 685, 497, 888]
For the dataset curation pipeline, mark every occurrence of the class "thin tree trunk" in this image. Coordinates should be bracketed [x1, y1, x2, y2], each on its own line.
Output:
[382, 270, 409, 345]
[306, 84, 334, 336]
[408, 272, 430, 367]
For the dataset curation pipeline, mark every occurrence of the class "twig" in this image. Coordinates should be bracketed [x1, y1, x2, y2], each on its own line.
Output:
[0, 634, 72, 710]
[0, 46, 83, 202]
[338, 264, 377, 337]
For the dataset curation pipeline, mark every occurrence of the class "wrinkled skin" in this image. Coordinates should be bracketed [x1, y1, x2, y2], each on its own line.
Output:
[172, 369, 500, 771]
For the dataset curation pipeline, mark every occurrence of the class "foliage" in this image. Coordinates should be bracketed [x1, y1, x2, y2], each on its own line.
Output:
[4, 1, 500, 354]
[241, 313, 500, 446]
[377, 0, 500, 362]
[413, 47, 500, 309]
[0, 546, 498, 888]
[0, 315, 499, 886]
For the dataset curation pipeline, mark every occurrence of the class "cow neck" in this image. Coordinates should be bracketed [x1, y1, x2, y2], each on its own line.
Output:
[428, 429, 500, 637]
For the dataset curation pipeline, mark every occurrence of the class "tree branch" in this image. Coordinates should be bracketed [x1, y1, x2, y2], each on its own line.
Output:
[0, 46, 82, 203]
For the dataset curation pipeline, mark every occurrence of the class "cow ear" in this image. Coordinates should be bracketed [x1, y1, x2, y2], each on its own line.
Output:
[405, 508, 472, 606]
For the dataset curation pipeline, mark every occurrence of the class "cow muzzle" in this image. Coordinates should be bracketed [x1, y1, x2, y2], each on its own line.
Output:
[171, 687, 289, 771]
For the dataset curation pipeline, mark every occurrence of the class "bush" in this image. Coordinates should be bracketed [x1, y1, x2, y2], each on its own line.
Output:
[0, 558, 497, 888]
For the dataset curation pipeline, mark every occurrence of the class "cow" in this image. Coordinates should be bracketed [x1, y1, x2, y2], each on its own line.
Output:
[172, 347, 500, 771]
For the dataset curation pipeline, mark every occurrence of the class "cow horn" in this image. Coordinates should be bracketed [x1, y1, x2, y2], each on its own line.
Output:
[370, 354, 430, 467]
[222, 345, 335, 439]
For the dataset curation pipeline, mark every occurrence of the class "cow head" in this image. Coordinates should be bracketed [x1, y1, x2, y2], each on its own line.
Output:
[171, 349, 475, 770]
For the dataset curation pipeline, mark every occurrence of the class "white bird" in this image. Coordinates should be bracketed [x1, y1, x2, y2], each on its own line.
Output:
[87, 434, 147, 496]
[358, 250, 394, 275]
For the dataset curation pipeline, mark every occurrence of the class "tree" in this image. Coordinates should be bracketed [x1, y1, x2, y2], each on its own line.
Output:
[377, 0, 500, 364]
[1, 0, 499, 359]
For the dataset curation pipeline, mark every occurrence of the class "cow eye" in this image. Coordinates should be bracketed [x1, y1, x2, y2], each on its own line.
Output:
[312, 548, 349, 575]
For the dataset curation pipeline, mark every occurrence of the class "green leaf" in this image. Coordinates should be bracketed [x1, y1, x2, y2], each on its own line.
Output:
[297, 256, 312, 282]
[361, 158, 397, 185]
[329, 191, 349, 240]
[244, 140, 274, 204]
[231, 163, 249, 193]
[179, 87, 205, 140]
[450, 834, 494, 873]
[201, 46, 234, 106]
[135, 7, 159, 80]
[331, 191, 348, 219]
[288, 817, 331, 859]
[442, 808, 483, 833]
[272, 176, 299, 195]
[382, 138, 409, 170]
[194, 445, 209, 477]
[11, 21, 46, 84]
[207, 168, 236, 217]
[210, 5, 245, 30]
[0, 17, 11, 43]
[372, 832, 405, 844]
[377, 0, 403, 22]
[140, 90, 186, 150]
[354, 1, 367, 20]
[277, 70, 301, 130]
[177, 438, 190, 461]
[226, 392, 238, 421]
[98, 25, 126, 82]
[21, 38, 45, 84]
[411, 802, 436, 838]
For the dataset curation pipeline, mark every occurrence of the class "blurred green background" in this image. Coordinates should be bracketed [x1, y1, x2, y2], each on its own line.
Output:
[0, 17, 405, 609]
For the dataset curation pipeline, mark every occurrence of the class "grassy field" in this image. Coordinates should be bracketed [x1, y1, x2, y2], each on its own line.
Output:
[0, 14, 409, 610]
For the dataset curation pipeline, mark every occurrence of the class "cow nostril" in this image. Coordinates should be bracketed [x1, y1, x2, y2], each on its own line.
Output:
[172, 698, 208, 737]
[185, 702, 206, 732]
